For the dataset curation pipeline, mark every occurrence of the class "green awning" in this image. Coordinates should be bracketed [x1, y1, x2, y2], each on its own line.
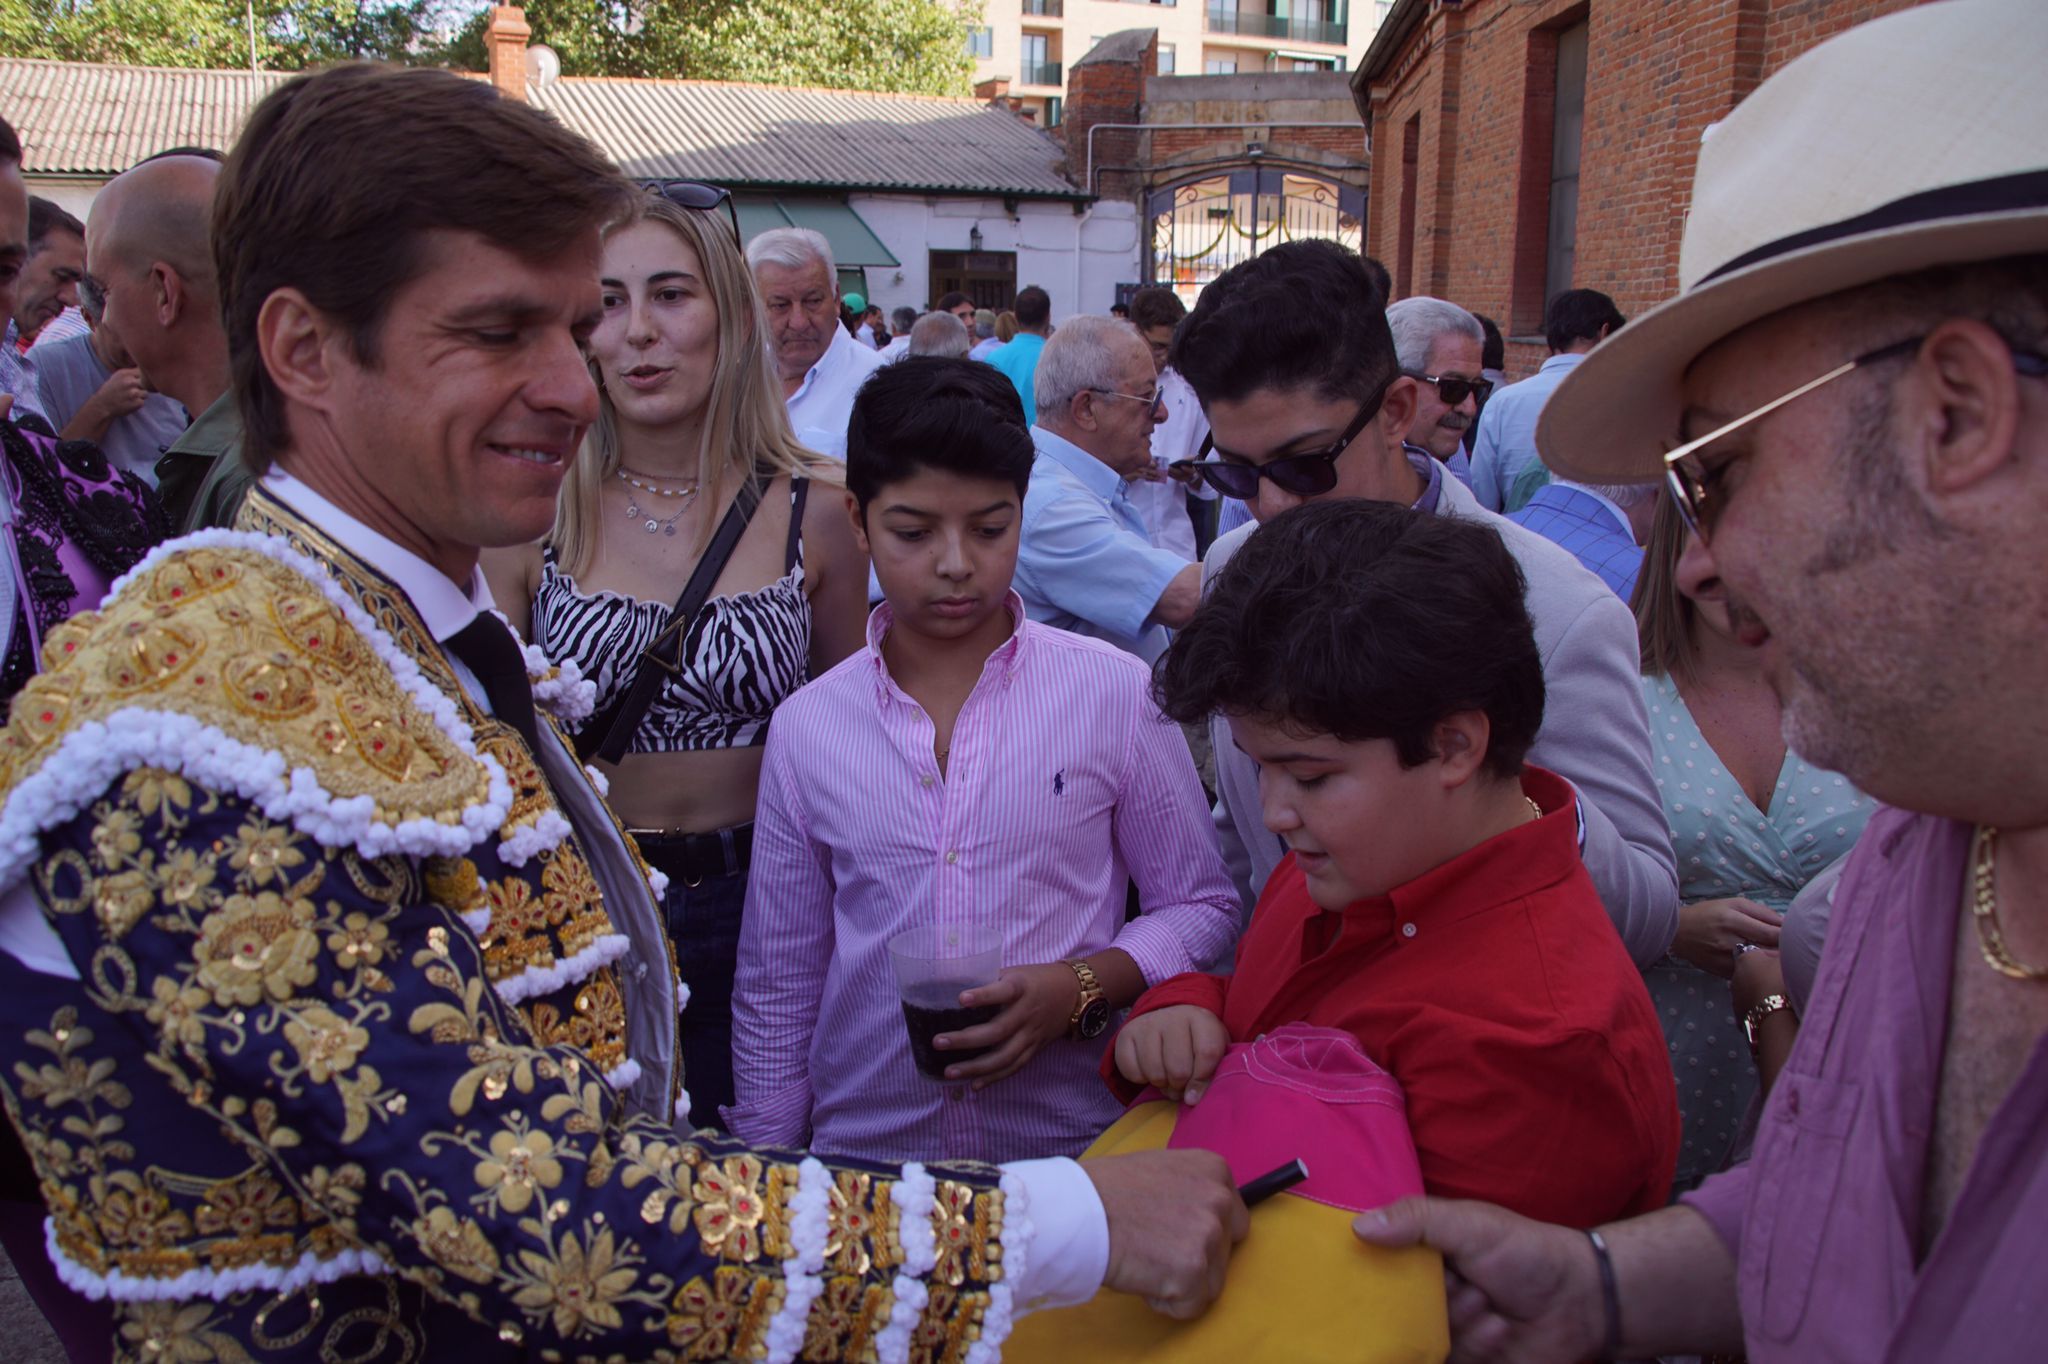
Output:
[732, 193, 900, 268]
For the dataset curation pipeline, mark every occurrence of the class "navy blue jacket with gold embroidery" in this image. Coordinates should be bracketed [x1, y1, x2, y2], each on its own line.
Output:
[0, 488, 1020, 1362]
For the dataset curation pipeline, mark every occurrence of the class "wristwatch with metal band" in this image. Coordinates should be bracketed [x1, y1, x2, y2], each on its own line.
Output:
[1742, 993, 1792, 1053]
[1065, 959, 1111, 1040]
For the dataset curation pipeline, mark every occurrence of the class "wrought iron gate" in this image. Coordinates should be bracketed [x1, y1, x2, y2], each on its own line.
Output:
[1146, 169, 1366, 306]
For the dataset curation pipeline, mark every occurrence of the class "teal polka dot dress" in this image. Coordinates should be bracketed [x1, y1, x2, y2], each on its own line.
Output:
[1640, 671, 1874, 1193]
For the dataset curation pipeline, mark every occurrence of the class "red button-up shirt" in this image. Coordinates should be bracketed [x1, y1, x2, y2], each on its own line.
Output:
[1108, 767, 1679, 1227]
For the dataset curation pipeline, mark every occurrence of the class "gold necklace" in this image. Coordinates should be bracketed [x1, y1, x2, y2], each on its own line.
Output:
[1971, 824, 2048, 980]
[1526, 797, 1543, 821]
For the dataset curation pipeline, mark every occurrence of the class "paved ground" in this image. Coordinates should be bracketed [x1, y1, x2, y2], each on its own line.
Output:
[0, 1242, 64, 1362]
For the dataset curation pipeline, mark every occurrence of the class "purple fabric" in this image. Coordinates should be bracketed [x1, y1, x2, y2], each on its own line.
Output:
[1683, 807, 2048, 1363]
[0, 418, 167, 706]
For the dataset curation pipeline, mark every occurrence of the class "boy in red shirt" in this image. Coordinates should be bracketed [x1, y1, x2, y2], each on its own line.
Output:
[1114, 500, 1678, 1226]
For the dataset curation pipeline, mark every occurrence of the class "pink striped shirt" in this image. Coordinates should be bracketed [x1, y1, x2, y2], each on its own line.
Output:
[726, 595, 1239, 1163]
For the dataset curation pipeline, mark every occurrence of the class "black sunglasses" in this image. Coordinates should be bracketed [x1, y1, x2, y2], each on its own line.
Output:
[1407, 371, 1494, 406]
[639, 179, 741, 246]
[1181, 372, 1396, 501]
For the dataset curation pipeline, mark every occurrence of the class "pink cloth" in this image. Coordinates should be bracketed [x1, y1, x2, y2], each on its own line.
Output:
[727, 596, 1240, 1163]
[1684, 807, 2048, 1363]
[1162, 1024, 1425, 1214]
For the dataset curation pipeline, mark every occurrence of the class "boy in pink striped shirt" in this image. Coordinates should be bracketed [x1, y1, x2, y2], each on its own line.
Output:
[727, 356, 1240, 1163]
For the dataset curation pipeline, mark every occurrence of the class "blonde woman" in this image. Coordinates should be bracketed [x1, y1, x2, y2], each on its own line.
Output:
[488, 190, 868, 1128]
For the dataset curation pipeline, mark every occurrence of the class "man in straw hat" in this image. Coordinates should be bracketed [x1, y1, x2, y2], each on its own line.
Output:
[1355, 2, 2048, 1359]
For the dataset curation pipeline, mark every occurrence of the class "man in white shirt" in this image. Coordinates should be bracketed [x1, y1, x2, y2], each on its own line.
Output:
[1126, 286, 1214, 560]
[746, 226, 885, 458]
[0, 66, 1245, 1357]
[1469, 288, 1626, 513]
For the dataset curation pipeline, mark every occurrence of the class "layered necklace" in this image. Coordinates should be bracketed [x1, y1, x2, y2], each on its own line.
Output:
[617, 466, 699, 537]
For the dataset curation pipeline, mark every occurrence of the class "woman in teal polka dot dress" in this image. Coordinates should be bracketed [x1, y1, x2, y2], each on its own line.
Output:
[1630, 494, 1873, 1193]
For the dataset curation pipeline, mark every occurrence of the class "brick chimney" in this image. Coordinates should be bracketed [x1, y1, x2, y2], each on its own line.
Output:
[486, 5, 532, 102]
[975, 76, 1011, 103]
[1062, 29, 1156, 199]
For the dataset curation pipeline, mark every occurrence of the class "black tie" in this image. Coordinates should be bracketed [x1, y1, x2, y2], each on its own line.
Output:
[444, 613, 542, 756]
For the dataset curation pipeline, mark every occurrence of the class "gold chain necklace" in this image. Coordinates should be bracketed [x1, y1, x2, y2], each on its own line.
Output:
[1971, 824, 2048, 980]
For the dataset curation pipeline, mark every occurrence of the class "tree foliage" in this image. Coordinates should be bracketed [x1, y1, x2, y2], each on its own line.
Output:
[437, 0, 978, 94]
[0, 0, 979, 96]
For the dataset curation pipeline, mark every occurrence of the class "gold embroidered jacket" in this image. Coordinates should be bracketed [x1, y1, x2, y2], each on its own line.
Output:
[0, 492, 1022, 1363]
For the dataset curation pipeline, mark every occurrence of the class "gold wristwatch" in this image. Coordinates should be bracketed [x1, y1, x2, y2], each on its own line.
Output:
[1065, 959, 1111, 1040]
[1742, 993, 1792, 1054]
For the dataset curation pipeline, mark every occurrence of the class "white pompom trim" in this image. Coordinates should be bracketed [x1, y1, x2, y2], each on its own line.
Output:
[488, 932, 631, 1006]
[602, 1057, 642, 1092]
[763, 1156, 831, 1363]
[645, 863, 670, 900]
[458, 906, 493, 936]
[673, 1090, 693, 1125]
[46, 1217, 390, 1303]
[874, 1277, 928, 1364]
[497, 809, 572, 867]
[519, 639, 597, 724]
[893, 1163, 936, 1276]
[874, 1162, 938, 1364]
[963, 1171, 1026, 1363]
[582, 764, 610, 799]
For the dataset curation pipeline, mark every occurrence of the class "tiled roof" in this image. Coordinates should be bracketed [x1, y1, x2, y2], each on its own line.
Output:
[529, 77, 1079, 198]
[0, 57, 1083, 198]
[0, 59, 290, 175]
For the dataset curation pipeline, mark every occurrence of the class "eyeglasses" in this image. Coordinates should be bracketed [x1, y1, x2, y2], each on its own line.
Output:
[1180, 372, 1395, 500]
[639, 179, 741, 246]
[1089, 386, 1165, 410]
[1664, 335, 2048, 537]
[1406, 372, 1494, 406]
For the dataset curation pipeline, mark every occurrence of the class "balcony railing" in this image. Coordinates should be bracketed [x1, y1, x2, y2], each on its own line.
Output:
[1203, 8, 1347, 44]
[1020, 60, 1064, 86]
[1022, 0, 1063, 17]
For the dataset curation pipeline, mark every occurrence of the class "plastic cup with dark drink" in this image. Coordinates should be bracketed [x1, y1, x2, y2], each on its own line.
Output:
[889, 924, 1003, 1079]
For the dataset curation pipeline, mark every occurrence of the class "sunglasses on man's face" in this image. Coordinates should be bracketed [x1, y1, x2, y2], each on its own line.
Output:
[1180, 373, 1395, 501]
[638, 179, 741, 246]
[1407, 372, 1494, 406]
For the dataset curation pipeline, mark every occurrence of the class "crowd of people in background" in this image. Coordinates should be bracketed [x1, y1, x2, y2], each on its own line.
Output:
[0, 3, 2041, 1359]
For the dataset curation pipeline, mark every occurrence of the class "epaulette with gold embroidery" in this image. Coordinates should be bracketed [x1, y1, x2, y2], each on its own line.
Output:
[0, 531, 511, 891]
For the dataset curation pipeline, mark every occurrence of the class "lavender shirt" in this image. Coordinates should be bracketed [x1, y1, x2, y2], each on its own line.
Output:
[1684, 807, 2048, 1362]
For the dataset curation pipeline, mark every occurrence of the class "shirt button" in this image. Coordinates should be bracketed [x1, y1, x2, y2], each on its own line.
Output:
[1400, 923, 1417, 939]
[945, 850, 960, 864]
[948, 1086, 965, 1102]
[920, 775, 934, 788]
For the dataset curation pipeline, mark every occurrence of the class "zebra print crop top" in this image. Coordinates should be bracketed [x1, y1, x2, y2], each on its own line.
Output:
[530, 480, 812, 753]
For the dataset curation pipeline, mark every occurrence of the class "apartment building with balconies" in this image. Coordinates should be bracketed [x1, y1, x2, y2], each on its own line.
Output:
[969, 0, 1392, 126]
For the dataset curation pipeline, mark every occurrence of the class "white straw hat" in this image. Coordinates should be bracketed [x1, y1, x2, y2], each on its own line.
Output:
[1538, 0, 2048, 484]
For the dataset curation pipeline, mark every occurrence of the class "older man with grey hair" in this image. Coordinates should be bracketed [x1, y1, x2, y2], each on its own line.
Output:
[1387, 295, 1491, 487]
[906, 309, 972, 360]
[745, 225, 882, 457]
[1013, 315, 1198, 662]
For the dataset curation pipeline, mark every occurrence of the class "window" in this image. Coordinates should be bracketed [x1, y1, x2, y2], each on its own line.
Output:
[968, 25, 994, 58]
[1397, 112, 1420, 300]
[1545, 21, 1589, 303]
[1205, 56, 1238, 74]
[1045, 96, 1064, 126]
[1158, 42, 1176, 73]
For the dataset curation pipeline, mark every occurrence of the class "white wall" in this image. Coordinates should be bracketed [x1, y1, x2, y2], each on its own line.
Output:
[24, 178, 102, 224]
[848, 192, 1142, 323]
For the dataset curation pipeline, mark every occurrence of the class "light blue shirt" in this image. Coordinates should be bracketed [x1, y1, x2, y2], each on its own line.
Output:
[1015, 426, 1187, 663]
[1469, 352, 1586, 513]
[987, 332, 1047, 423]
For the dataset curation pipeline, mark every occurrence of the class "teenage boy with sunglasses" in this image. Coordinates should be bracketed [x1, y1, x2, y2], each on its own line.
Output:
[1173, 240, 1678, 963]
[728, 357, 1239, 1165]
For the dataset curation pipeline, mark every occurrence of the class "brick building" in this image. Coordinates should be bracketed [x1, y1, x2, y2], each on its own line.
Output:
[1061, 29, 1370, 304]
[1352, 0, 1938, 373]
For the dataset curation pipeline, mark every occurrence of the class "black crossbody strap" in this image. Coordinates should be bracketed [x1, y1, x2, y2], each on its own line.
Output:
[578, 476, 768, 764]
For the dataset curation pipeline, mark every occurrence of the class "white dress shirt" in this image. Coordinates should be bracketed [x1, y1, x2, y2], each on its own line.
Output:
[1125, 368, 1213, 560]
[785, 323, 886, 460]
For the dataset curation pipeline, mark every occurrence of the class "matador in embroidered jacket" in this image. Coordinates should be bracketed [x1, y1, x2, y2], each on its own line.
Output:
[0, 479, 1033, 1361]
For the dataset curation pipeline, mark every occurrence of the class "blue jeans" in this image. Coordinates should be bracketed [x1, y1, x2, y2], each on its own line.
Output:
[638, 839, 749, 1132]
